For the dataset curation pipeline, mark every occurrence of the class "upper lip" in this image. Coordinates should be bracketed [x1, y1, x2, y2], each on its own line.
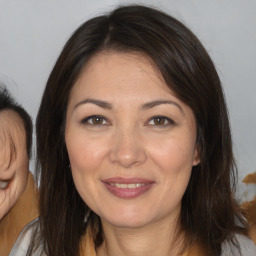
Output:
[101, 177, 155, 184]
[0, 173, 15, 181]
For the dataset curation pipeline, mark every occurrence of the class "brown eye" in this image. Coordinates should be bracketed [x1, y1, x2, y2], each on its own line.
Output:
[81, 115, 108, 126]
[91, 116, 104, 124]
[153, 118, 166, 125]
[147, 116, 174, 127]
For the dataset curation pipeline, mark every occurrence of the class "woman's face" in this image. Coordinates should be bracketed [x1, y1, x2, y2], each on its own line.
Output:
[65, 52, 199, 228]
[0, 111, 29, 220]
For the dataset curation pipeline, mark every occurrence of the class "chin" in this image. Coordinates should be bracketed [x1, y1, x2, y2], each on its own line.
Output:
[101, 211, 152, 229]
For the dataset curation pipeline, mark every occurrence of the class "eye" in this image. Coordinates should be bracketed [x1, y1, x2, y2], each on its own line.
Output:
[80, 115, 109, 126]
[147, 116, 174, 126]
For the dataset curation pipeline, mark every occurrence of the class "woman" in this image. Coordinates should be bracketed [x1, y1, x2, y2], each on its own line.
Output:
[0, 86, 38, 255]
[11, 5, 256, 256]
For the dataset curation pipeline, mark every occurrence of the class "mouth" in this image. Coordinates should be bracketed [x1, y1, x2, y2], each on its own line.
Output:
[0, 180, 10, 189]
[102, 177, 155, 199]
[0, 174, 14, 190]
[108, 182, 149, 189]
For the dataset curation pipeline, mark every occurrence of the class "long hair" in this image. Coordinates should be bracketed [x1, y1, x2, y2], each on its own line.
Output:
[35, 5, 247, 255]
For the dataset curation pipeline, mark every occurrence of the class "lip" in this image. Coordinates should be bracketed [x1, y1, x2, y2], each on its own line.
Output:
[101, 177, 155, 199]
[0, 172, 15, 181]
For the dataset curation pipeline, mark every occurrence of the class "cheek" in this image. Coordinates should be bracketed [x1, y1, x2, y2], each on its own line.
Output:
[0, 169, 28, 220]
[149, 139, 194, 211]
[66, 137, 106, 211]
[66, 135, 108, 173]
[149, 135, 196, 172]
[0, 191, 11, 219]
[147, 134, 195, 201]
[16, 153, 29, 187]
[17, 158, 29, 180]
[11, 161, 29, 202]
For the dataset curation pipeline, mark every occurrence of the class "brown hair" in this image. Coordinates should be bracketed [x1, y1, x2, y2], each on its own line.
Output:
[35, 5, 247, 255]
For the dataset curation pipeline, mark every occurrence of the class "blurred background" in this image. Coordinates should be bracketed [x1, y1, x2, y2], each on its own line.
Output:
[0, 0, 255, 200]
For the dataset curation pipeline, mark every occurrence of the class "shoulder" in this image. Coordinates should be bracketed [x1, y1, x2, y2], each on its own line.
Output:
[221, 233, 256, 256]
[9, 218, 45, 256]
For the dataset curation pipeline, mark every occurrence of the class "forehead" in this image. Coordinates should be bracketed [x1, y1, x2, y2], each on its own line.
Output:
[0, 110, 26, 149]
[69, 51, 176, 104]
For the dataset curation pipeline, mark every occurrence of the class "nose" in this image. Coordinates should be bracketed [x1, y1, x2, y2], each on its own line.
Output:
[109, 128, 147, 168]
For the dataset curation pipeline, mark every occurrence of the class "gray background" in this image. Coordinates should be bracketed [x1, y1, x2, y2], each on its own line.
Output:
[0, 0, 255, 198]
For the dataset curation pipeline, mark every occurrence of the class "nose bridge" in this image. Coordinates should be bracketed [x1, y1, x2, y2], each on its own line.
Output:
[109, 123, 147, 168]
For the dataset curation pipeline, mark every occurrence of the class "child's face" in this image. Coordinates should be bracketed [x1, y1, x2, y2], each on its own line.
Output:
[0, 110, 29, 220]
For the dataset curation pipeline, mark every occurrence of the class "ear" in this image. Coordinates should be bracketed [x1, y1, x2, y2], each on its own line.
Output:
[192, 145, 200, 166]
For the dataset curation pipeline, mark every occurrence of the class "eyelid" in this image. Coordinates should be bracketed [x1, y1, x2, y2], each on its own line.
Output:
[146, 116, 175, 126]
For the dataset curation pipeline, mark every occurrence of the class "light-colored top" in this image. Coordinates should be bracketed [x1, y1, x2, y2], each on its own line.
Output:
[0, 173, 38, 256]
[10, 218, 256, 256]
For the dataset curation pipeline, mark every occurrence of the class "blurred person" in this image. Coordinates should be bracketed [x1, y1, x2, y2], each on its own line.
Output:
[242, 172, 256, 244]
[0, 85, 38, 255]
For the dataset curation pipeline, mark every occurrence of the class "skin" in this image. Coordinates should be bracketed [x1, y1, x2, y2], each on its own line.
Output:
[65, 51, 200, 256]
[0, 110, 29, 220]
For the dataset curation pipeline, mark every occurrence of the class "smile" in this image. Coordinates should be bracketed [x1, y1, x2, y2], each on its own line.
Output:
[102, 177, 155, 199]
[109, 183, 148, 189]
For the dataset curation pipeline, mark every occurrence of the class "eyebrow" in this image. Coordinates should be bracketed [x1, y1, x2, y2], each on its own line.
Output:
[74, 98, 112, 110]
[141, 100, 184, 114]
[73, 98, 184, 114]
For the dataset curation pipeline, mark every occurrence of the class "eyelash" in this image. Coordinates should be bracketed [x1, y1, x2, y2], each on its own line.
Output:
[147, 116, 175, 127]
[80, 115, 175, 127]
[80, 115, 110, 126]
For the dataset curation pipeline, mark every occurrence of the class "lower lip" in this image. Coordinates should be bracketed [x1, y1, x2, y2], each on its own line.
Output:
[102, 182, 154, 199]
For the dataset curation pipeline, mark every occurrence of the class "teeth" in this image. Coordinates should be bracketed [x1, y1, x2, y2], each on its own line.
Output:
[0, 181, 9, 189]
[109, 183, 147, 188]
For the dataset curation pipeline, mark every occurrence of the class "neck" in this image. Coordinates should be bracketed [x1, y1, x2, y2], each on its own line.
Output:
[97, 214, 184, 256]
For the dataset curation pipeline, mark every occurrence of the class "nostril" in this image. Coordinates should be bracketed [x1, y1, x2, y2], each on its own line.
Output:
[109, 132, 147, 167]
[109, 149, 147, 168]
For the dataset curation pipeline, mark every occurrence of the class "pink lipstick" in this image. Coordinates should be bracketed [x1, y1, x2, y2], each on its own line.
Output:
[101, 177, 155, 199]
